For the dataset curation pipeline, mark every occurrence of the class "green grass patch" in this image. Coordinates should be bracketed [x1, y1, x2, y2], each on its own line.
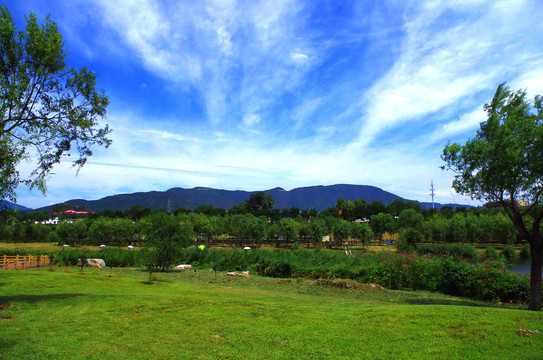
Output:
[1, 267, 542, 359]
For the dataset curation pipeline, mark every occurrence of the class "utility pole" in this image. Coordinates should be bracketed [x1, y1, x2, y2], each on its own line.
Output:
[167, 198, 171, 213]
[430, 181, 435, 209]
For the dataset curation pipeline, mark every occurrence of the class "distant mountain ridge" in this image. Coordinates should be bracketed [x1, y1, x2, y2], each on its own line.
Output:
[28, 184, 466, 213]
[0, 200, 32, 212]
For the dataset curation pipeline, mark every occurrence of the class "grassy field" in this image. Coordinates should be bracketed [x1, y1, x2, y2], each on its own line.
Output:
[1, 266, 542, 359]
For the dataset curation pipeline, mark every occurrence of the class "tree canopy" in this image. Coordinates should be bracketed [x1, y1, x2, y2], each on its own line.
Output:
[442, 82, 543, 310]
[0, 6, 110, 203]
[245, 192, 274, 214]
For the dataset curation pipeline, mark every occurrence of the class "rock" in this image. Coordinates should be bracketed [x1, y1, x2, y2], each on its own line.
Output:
[226, 271, 250, 277]
[174, 264, 194, 270]
[77, 258, 106, 268]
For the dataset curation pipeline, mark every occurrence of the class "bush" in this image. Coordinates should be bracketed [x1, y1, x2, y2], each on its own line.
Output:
[519, 244, 530, 259]
[485, 246, 498, 260]
[398, 228, 422, 252]
[417, 244, 476, 259]
[501, 246, 516, 260]
[262, 261, 292, 278]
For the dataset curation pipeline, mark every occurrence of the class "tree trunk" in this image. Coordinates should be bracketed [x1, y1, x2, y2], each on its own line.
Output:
[528, 239, 542, 310]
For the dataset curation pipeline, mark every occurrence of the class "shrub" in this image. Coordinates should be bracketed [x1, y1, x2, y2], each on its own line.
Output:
[398, 228, 422, 252]
[501, 246, 516, 260]
[485, 246, 498, 260]
[519, 244, 530, 259]
[417, 244, 476, 259]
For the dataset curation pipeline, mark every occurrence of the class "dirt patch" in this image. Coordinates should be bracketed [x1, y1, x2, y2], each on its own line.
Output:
[317, 279, 385, 291]
[140, 281, 161, 285]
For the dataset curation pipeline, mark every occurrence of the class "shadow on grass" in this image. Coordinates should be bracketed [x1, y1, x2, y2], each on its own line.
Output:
[404, 297, 517, 309]
[0, 338, 15, 353]
[0, 293, 86, 305]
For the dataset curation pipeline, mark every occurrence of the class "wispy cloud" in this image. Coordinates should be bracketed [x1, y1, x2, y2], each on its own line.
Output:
[10, 0, 543, 208]
[355, 0, 542, 148]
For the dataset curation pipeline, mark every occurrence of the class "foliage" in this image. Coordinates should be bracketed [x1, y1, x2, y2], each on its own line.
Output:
[308, 218, 327, 246]
[369, 212, 394, 245]
[350, 221, 373, 247]
[485, 246, 499, 260]
[520, 244, 531, 259]
[501, 246, 517, 260]
[0, 6, 110, 203]
[245, 192, 274, 214]
[397, 228, 422, 252]
[442, 82, 543, 309]
[416, 244, 476, 259]
[331, 219, 351, 246]
[139, 212, 189, 272]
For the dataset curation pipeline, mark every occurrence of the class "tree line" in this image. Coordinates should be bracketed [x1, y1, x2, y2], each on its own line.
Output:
[1, 193, 529, 248]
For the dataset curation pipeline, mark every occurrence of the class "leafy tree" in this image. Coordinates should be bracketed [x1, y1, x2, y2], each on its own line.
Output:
[447, 213, 467, 244]
[139, 212, 189, 272]
[442, 83, 543, 310]
[386, 198, 408, 216]
[110, 218, 136, 244]
[425, 214, 448, 243]
[88, 217, 111, 244]
[350, 221, 373, 248]
[229, 202, 248, 215]
[125, 205, 151, 220]
[370, 212, 394, 245]
[279, 217, 298, 244]
[367, 201, 386, 217]
[398, 209, 424, 231]
[245, 192, 274, 214]
[398, 227, 422, 251]
[247, 216, 267, 245]
[332, 219, 351, 247]
[439, 206, 454, 219]
[464, 213, 481, 245]
[0, 7, 110, 203]
[309, 218, 327, 246]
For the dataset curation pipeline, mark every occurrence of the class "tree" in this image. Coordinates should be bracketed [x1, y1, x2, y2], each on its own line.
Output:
[397, 209, 423, 231]
[370, 212, 394, 245]
[279, 217, 298, 244]
[0, 7, 110, 203]
[332, 220, 351, 247]
[350, 221, 373, 248]
[245, 192, 274, 214]
[139, 212, 189, 272]
[447, 213, 467, 244]
[309, 218, 327, 246]
[386, 198, 408, 216]
[442, 83, 543, 310]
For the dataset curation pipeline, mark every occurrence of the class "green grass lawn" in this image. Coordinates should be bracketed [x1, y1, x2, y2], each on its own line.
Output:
[1, 266, 542, 360]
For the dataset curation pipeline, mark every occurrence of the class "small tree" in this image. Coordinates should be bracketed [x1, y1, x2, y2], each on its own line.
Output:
[442, 83, 543, 310]
[350, 221, 373, 248]
[139, 212, 188, 272]
[370, 212, 394, 245]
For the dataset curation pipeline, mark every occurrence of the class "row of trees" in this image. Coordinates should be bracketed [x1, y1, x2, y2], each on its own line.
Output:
[1, 207, 527, 248]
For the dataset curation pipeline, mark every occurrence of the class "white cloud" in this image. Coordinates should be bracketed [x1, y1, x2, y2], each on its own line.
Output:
[430, 107, 486, 143]
[355, 0, 542, 148]
[242, 113, 261, 127]
[290, 51, 309, 63]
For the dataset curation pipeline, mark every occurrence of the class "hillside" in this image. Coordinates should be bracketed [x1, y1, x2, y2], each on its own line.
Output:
[31, 184, 405, 212]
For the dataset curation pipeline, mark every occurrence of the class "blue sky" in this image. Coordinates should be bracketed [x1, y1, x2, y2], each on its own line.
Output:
[8, 0, 543, 209]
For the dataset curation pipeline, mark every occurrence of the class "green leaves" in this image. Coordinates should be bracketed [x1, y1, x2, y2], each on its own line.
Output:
[0, 6, 110, 203]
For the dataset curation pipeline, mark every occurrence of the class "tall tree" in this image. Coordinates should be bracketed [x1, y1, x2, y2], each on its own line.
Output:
[442, 83, 543, 310]
[0, 7, 110, 203]
[245, 192, 274, 214]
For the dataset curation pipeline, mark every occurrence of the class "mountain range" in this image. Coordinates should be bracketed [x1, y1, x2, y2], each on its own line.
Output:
[24, 184, 466, 213]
